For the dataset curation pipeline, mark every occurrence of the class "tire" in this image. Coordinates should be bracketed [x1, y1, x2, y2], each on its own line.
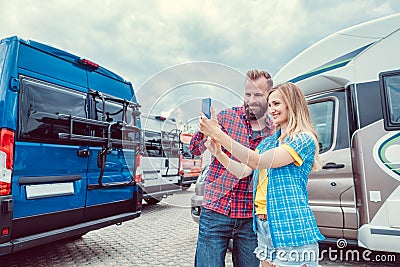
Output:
[65, 233, 86, 241]
[145, 197, 162, 205]
[181, 184, 191, 191]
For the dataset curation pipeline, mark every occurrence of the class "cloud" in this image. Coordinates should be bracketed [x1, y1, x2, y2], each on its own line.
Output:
[0, 0, 399, 126]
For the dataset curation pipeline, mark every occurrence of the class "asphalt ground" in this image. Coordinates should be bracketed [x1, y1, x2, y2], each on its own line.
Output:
[0, 188, 398, 266]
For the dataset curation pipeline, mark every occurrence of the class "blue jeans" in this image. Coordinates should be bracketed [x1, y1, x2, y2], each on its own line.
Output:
[195, 208, 259, 267]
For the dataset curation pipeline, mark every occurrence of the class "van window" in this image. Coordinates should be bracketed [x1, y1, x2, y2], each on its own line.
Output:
[144, 130, 163, 157]
[91, 95, 137, 142]
[93, 98, 135, 124]
[143, 130, 180, 158]
[161, 130, 180, 158]
[18, 77, 88, 144]
[381, 72, 400, 130]
[0, 42, 7, 79]
[308, 100, 334, 153]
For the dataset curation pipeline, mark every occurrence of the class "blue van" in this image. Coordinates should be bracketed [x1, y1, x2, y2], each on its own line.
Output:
[0, 36, 142, 255]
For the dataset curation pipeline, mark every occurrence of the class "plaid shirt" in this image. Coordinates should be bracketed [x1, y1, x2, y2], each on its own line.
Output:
[190, 106, 274, 218]
[253, 130, 324, 247]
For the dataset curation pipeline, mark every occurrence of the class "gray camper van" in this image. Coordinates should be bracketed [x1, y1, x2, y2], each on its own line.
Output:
[140, 114, 182, 204]
[274, 14, 400, 253]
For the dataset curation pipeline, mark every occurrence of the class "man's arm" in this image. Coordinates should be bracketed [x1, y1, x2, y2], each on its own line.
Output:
[189, 131, 207, 156]
[190, 110, 225, 156]
[205, 137, 253, 179]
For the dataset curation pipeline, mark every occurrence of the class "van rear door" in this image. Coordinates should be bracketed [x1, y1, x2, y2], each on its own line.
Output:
[14, 74, 89, 237]
[160, 125, 180, 192]
[140, 116, 181, 202]
[84, 71, 140, 221]
[11, 41, 92, 239]
[142, 129, 163, 196]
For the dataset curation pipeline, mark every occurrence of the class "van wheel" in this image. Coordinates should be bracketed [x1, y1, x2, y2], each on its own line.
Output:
[66, 233, 86, 241]
[145, 197, 162, 205]
[181, 184, 191, 191]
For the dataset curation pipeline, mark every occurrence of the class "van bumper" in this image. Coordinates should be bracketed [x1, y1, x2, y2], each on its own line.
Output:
[0, 211, 141, 256]
[143, 188, 182, 200]
[181, 176, 198, 185]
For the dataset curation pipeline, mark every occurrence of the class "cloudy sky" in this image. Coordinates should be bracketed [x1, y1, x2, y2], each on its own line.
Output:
[1, 0, 399, 128]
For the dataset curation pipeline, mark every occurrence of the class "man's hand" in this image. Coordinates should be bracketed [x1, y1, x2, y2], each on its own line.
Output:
[199, 107, 221, 139]
[204, 136, 222, 157]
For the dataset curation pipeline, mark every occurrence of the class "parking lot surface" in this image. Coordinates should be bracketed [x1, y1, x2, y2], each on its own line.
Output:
[0, 188, 225, 267]
[0, 188, 398, 266]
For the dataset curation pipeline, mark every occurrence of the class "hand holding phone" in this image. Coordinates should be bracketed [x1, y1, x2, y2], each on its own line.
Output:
[201, 98, 211, 119]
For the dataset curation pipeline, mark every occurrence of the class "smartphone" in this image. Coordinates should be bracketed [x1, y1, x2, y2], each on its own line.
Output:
[201, 98, 211, 119]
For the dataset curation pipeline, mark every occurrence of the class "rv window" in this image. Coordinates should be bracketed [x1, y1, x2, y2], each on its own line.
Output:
[381, 74, 400, 130]
[0, 42, 7, 79]
[308, 100, 334, 153]
[18, 78, 88, 144]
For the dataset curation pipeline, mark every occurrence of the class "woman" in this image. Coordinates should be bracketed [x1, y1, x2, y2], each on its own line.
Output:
[199, 82, 324, 267]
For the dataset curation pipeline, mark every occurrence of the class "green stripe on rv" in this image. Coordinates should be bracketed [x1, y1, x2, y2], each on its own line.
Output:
[304, 58, 353, 75]
[378, 134, 400, 175]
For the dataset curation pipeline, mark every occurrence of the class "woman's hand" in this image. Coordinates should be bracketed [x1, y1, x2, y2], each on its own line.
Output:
[199, 107, 221, 139]
[204, 137, 222, 157]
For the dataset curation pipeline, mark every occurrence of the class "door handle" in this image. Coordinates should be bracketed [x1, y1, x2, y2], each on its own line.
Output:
[322, 162, 345, 169]
[77, 149, 90, 157]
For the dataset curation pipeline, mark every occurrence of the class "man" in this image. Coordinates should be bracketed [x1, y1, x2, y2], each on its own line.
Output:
[191, 70, 274, 267]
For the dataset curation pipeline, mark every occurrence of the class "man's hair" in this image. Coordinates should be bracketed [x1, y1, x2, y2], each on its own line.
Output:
[246, 69, 273, 88]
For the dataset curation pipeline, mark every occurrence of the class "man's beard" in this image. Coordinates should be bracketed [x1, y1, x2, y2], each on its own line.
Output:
[244, 102, 268, 121]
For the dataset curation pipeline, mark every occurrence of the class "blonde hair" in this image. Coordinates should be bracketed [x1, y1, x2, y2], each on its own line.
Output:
[268, 82, 321, 171]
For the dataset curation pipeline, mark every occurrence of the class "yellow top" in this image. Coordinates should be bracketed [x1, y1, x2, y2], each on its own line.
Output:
[254, 144, 302, 215]
[254, 168, 268, 215]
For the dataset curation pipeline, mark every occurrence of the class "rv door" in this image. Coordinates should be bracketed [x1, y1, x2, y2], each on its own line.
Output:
[307, 90, 357, 240]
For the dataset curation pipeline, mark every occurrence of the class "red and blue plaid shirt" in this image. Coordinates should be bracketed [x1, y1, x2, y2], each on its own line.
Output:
[190, 106, 274, 218]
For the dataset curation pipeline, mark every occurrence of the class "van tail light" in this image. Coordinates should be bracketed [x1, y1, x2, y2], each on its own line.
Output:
[0, 129, 14, 196]
[178, 154, 184, 176]
[134, 154, 142, 183]
[78, 58, 99, 70]
[155, 116, 166, 121]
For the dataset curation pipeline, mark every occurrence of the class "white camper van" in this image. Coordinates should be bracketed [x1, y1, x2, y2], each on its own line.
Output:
[274, 14, 400, 253]
[140, 114, 182, 204]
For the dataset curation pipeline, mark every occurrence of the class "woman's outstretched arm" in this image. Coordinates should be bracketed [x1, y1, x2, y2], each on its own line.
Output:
[199, 109, 294, 169]
[204, 137, 253, 179]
